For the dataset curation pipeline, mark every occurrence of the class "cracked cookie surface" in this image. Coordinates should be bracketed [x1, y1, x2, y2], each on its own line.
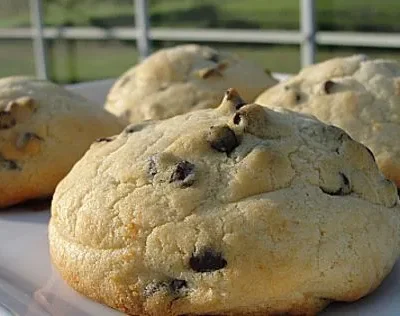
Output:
[105, 44, 278, 124]
[255, 55, 400, 187]
[49, 89, 400, 316]
[0, 76, 123, 208]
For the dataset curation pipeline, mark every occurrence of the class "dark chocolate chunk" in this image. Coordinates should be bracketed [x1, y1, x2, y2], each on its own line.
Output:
[169, 279, 188, 293]
[169, 161, 195, 187]
[148, 155, 157, 177]
[23, 132, 43, 141]
[16, 132, 43, 149]
[0, 111, 16, 129]
[323, 80, 336, 94]
[295, 93, 301, 102]
[207, 125, 239, 155]
[233, 113, 241, 125]
[0, 155, 20, 171]
[320, 172, 351, 196]
[235, 102, 246, 110]
[207, 52, 219, 63]
[95, 137, 113, 143]
[189, 249, 227, 273]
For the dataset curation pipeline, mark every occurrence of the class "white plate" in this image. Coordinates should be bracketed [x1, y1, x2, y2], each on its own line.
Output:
[0, 77, 399, 316]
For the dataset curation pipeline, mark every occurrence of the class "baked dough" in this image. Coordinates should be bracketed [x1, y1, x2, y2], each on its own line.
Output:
[105, 44, 278, 123]
[256, 55, 400, 187]
[50, 89, 400, 315]
[0, 76, 123, 208]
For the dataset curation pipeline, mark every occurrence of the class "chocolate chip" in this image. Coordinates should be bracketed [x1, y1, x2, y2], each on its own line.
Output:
[397, 188, 400, 199]
[233, 113, 241, 125]
[323, 80, 336, 94]
[207, 125, 239, 155]
[0, 155, 20, 171]
[320, 172, 351, 196]
[148, 155, 157, 176]
[295, 93, 301, 102]
[16, 132, 43, 149]
[189, 249, 227, 273]
[0, 111, 16, 129]
[341, 173, 350, 187]
[170, 161, 195, 187]
[207, 52, 219, 63]
[169, 279, 187, 293]
[144, 279, 188, 297]
[95, 137, 113, 142]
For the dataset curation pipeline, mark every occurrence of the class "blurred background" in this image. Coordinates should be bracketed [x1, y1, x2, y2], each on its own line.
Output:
[1, 0, 400, 83]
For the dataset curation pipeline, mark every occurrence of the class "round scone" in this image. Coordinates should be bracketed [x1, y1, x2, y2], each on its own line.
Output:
[255, 55, 400, 187]
[105, 44, 278, 123]
[49, 89, 400, 316]
[0, 76, 123, 208]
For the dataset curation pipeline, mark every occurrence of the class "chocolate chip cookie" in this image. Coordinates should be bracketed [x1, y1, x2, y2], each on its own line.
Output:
[256, 55, 400, 187]
[49, 89, 400, 315]
[105, 44, 278, 123]
[0, 76, 123, 208]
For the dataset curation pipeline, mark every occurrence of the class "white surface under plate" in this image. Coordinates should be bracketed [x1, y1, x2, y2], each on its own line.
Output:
[0, 78, 399, 316]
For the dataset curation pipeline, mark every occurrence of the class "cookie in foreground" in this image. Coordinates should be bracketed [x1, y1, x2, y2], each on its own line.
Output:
[49, 89, 400, 315]
[105, 44, 278, 124]
[256, 55, 400, 187]
[0, 76, 123, 208]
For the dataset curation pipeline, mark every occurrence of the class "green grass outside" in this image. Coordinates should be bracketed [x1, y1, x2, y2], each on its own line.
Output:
[2, 39, 400, 84]
[2, 0, 400, 31]
[1, 0, 400, 83]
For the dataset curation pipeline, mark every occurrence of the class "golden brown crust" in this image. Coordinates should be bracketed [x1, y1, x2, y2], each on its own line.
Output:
[50, 90, 400, 315]
[50, 223, 328, 316]
[105, 44, 278, 124]
[255, 55, 400, 187]
[0, 76, 124, 209]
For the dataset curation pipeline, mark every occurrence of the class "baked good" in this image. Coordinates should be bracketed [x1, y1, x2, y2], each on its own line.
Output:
[105, 44, 278, 123]
[49, 89, 400, 315]
[0, 76, 123, 208]
[255, 55, 400, 187]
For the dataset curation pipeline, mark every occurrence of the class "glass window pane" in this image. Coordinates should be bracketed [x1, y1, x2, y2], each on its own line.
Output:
[0, 40, 35, 77]
[0, 0, 30, 28]
[48, 39, 138, 83]
[150, 0, 299, 30]
[316, 0, 400, 32]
